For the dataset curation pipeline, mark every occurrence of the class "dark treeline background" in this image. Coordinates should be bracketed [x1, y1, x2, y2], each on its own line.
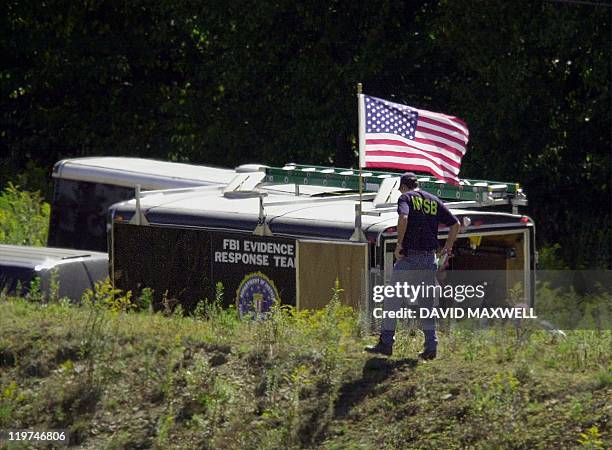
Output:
[1, 0, 610, 268]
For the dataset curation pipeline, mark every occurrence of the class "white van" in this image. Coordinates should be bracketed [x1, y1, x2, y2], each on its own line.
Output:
[0, 244, 108, 301]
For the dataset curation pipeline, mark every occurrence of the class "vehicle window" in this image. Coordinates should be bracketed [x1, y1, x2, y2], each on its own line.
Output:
[48, 179, 135, 252]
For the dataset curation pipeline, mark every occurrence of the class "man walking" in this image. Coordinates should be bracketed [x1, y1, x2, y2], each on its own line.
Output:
[366, 172, 460, 359]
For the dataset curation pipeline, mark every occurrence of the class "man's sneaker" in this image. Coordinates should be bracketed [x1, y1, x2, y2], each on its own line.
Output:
[418, 350, 437, 360]
[364, 339, 393, 356]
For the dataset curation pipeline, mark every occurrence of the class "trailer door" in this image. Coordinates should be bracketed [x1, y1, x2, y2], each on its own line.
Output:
[296, 240, 368, 311]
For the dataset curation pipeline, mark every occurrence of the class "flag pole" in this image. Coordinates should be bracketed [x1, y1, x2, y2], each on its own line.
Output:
[357, 82, 363, 208]
[350, 82, 367, 242]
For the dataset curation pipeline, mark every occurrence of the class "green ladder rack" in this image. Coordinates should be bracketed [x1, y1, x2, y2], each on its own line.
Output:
[262, 164, 526, 205]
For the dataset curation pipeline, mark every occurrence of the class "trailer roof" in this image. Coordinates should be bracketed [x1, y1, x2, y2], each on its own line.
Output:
[52, 157, 239, 190]
[112, 183, 529, 240]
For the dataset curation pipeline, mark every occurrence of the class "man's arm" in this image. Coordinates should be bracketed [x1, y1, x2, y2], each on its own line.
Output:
[395, 214, 408, 260]
[442, 221, 460, 254]
[437, 200, 460, 255]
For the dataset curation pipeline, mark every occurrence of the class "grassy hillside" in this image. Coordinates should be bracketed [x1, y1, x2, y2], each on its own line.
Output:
[0, 291, 609, 449]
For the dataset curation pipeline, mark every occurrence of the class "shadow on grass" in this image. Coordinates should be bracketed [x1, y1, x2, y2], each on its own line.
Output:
[334, 357, 418, 418]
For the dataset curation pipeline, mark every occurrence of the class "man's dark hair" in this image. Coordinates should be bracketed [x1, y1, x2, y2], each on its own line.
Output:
[400, 172, 418, 190]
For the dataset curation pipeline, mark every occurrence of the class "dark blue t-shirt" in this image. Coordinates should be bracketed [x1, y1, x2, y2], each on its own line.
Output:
[397, 189, 458, 251]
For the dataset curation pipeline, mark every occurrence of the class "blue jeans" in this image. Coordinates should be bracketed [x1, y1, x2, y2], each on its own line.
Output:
[381, 250, 438, 353]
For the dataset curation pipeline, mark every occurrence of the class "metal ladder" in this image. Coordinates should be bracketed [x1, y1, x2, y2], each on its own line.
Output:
[262, 164, 527, 211]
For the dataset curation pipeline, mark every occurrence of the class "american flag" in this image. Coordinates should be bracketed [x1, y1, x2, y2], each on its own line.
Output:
[359, 95, 469, 185]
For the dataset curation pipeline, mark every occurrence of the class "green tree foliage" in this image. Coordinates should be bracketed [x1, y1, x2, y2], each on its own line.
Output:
[1, 0, 609, 266]
[0, 184, 50, 246]
[1, 0, 432, 167]
[428, 0, 611, 268]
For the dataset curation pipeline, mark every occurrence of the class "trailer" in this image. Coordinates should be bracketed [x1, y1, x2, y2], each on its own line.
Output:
[48, 157, 257, 252]
[108, 164, 535, 316]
